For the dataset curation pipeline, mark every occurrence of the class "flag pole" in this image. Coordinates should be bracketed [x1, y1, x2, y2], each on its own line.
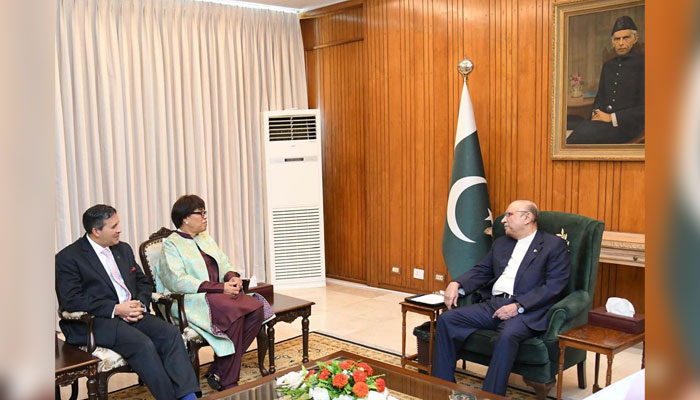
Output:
[458, 58, 474, 84]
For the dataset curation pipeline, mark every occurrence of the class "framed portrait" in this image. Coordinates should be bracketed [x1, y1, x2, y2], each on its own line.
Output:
[551, 0, 645, 160]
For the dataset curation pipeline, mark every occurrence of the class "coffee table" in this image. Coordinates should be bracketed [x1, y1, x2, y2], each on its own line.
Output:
[206, 350, 507, 400]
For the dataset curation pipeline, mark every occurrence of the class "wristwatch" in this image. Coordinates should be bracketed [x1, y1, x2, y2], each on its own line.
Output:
[515, 302, 525, 314]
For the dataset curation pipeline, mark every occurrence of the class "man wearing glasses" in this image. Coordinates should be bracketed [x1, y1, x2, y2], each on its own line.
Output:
[432, 200, 570, 396]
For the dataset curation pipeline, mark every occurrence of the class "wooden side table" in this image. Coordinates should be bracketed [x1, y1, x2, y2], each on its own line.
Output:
[400, 300, 446, 374]
[261, 293, 315, 375]
[55, 337, 99, 400]
[556, 324, 644, 400]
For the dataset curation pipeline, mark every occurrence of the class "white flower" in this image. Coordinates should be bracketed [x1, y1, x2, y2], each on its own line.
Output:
[275, 369, 305, 390]
[309, 387, 331, 400]
[366, 391, 388, 400]
[337, 395, 354, 400]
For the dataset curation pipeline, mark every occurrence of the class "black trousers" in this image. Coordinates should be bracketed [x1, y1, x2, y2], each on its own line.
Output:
[567, 120, 639, 144]
[105, 314, 200, 400]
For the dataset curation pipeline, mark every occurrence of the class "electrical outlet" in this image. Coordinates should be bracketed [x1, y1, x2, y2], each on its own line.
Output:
[435, 273, 445, 282]
[391, 266, 400, 274]
[413, 268, 424, 280]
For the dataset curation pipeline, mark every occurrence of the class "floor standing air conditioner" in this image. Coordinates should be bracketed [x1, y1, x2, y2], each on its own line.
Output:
[261, 109, 326, 289]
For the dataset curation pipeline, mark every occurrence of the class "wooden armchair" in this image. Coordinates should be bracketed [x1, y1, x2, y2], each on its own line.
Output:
[456, 211, 604, 399]
[56, 287, 180, 399]
[138, 227, 270, 378]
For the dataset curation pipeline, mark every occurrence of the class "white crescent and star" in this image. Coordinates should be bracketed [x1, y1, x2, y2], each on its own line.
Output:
[446, 176, 491, 243]
[446, 83, 490, 244]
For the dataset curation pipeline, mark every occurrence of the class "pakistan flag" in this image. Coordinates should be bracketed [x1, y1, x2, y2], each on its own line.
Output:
[442, 81, 492, 279]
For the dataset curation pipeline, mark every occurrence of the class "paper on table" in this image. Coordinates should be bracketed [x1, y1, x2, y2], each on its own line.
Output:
[410, 294, 444, 305]
[249, 275, 258, 288]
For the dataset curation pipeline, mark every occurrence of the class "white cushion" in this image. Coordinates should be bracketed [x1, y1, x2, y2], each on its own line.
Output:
[183, 326, 205, 344]
[79, 346, 128, 373]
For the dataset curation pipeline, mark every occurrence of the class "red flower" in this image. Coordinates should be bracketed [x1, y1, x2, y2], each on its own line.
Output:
[319, 369, 331, 380]
[339, 360, 355, 370]
[375, 378, 386, 392]
[352, 382, 369, 398]
[352, 370, 367, 382]
[325, 361, 333, 365]
[305, 370, 316, 380]
[357, 362, 373, 376]
[332, 373, 349, 388]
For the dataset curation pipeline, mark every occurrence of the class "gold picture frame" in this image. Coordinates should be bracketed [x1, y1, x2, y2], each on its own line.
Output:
[551, 0, 645, 160]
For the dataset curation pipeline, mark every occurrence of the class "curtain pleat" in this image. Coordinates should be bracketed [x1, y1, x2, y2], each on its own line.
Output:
[55, 0, 308, 280]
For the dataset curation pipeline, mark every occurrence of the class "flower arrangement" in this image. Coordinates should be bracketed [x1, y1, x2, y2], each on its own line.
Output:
[276, 359, 398, 400]
[569, 72, 583, 97]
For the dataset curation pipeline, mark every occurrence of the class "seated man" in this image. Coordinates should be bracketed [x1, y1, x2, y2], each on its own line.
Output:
[432, 200, 570, 396]
[567, 16, 644, 144]
[56, 204, 200, 400]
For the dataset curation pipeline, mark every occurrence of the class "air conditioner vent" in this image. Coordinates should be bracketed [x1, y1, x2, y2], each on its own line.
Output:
[271, 207, 323, 280]
[268, 115, 317, 141]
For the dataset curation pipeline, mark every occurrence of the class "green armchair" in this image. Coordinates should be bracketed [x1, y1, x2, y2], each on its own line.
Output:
[457, 211, 604, 399]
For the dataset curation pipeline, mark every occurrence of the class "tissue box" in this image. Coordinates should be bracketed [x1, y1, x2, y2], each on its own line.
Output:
[588, 307, 645, 334]
[247, 282, 273, 302]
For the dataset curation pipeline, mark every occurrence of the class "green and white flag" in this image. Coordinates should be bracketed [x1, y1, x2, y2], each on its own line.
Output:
[442, 81, 492, 279]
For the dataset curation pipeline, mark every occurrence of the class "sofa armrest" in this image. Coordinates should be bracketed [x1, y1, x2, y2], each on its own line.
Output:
[543, 290, 591, 341]
[60, 311, 96, 353]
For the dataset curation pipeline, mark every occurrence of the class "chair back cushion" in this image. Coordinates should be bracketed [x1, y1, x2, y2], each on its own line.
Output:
[138, 227, 174, 292]
[492, 211, 604, 297]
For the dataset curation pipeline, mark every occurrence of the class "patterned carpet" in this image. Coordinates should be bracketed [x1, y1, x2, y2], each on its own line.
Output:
[109, 332, 538, 399]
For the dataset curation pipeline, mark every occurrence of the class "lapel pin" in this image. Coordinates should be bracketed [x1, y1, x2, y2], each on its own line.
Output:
[533, 249, 538, 253]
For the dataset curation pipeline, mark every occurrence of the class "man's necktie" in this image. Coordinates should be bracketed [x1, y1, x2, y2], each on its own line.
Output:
[102, 248, 132, 301]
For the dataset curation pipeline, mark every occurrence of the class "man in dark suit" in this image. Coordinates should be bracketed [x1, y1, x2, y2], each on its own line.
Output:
[56, 204, 200, 400]
[567, 15, 644, 144]
[432, 200, 570, 396]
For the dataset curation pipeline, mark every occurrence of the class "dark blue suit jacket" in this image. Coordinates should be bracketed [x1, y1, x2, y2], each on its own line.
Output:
[453, 230, 570, 331]
[56, 235, 152, 347]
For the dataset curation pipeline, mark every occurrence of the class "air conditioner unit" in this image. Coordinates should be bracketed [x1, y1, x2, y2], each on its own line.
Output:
[261, 109, 326, 289]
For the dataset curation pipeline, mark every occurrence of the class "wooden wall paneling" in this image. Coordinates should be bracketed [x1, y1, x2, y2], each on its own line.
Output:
[302, 4, 367, 284]
[302, 0, 645, 306]
[428, 0, 450, 291]
[618, 162, 645, 232]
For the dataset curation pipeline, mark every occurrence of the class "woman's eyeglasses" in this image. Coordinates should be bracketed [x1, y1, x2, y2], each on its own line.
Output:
[190, 210, 208, 217]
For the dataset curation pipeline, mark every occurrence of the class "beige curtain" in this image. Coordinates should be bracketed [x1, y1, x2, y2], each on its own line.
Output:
[55, 0, 308, 280]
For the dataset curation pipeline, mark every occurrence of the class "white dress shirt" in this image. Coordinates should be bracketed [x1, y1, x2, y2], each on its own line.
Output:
[86, 235, 131, 317]
[492, 230, 537, 296]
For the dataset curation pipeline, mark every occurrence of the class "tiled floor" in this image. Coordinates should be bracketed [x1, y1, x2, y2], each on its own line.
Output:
[60, 279, 644, 399]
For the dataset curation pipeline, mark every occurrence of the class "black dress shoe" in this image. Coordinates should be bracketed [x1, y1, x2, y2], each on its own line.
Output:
[205, 373, 223, 391]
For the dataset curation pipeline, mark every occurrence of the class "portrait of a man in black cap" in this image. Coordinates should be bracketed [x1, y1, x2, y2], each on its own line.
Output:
[567, 15, 644, 144]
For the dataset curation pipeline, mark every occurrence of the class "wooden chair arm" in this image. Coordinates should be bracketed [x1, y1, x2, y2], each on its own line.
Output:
[59, 311, 96, 353]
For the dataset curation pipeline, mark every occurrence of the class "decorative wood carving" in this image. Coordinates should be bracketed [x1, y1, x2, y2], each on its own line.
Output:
[600, 231, 645, 267]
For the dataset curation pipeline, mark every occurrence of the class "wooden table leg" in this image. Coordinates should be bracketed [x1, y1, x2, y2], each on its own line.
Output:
[401, 308, 407, 368]
[302, 314, 310, 363]
[267, 323, 276, 374]
[427, 312, 436, 375]
[556, 343, 566, 400]
[86, 365, 98, 400]
[256, 326, 269, 376]
[605, 355, 614, 387]
[593, 353, 601, 392]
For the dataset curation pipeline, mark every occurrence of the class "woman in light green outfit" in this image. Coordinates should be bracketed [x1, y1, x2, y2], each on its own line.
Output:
[156, 195, 263, 391]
